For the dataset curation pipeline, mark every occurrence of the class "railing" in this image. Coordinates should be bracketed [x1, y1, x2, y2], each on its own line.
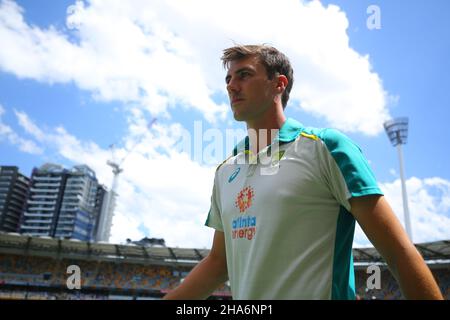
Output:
[20, 225, 51, 230]
[23, 212, 54, 218]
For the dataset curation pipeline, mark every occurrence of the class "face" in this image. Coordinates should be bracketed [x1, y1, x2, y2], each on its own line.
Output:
[225, 55, 278, 122]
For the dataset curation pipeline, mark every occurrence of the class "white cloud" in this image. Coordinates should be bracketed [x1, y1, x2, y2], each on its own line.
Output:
[13, 109, 115, 184]
[353, 177, 450, 247]
[0, 0, 228, 123]
[389, 168, 397, 177]
[109, 150, 216, 247]
[0, 0, 390, 134]
[110, 211, 146, 245]
[14, 109, 46, 141]
[0, 104, 43, 154]
[10, 108, 216, 248]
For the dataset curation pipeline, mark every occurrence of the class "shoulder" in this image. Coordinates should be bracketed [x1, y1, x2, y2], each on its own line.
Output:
[301, 127, 362, 154]
[215, 154, 235, 174]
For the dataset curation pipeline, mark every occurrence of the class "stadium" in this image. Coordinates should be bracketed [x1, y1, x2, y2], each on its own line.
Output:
[0, 232, 448, 300]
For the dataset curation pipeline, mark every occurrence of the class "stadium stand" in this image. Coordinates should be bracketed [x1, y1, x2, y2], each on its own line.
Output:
[0, 232, 448, 300]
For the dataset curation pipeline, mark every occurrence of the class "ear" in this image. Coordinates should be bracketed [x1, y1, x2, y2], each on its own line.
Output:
[275, 75, 288, 93]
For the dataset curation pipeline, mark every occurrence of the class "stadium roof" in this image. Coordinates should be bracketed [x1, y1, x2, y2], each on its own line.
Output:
[352, 240, 450, 265]
[0, 232, 449, 267]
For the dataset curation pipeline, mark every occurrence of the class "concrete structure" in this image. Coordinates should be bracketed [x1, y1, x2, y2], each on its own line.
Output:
[20, 163, 106, 241]
[0, 166, 30, 232]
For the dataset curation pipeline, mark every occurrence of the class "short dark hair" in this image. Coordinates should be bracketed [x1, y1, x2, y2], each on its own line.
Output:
[221, 44, 294, 108]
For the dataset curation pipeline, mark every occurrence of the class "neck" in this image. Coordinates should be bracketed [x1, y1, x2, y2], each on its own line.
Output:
[246, 105, 286, 154]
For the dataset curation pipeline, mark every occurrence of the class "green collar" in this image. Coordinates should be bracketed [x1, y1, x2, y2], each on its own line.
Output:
[232, 118, 304, 156]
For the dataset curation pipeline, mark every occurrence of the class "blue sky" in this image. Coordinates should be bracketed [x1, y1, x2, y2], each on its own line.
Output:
[1, 0, 449, 248]
[320, 0, 450, 182]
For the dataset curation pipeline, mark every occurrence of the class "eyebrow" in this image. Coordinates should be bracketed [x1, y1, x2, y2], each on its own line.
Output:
[225, 67, 255, 83]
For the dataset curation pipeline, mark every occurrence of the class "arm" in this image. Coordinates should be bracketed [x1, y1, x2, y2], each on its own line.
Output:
[349, 195, 443, 299]
[163, 230, 228, 300]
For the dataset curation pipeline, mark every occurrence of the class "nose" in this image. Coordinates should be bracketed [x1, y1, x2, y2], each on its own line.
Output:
[226, 77, 239, 94]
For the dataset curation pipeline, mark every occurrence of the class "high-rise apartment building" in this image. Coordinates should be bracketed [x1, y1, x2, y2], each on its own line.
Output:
[20, 163, 106, 241]
[0, 166, 30, 232]
[55, 165, 100, 241]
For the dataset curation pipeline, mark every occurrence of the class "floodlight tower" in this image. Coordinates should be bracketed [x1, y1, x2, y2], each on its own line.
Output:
[383, 117, 413, 241]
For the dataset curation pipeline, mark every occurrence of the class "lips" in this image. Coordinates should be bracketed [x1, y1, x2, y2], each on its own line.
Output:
[231, 97, 244, 104]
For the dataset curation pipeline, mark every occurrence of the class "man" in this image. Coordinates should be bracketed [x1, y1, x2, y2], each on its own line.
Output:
[164, 45, 443, 300]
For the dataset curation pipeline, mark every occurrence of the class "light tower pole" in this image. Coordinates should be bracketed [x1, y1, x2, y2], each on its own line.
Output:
[383, 117, 413, 241]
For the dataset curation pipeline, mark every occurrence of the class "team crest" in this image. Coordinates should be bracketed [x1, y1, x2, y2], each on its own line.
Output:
[235, 186, 255, 213]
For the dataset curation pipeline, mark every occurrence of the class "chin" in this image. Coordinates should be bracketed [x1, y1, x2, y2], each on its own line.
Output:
[233, 113, 247, 122]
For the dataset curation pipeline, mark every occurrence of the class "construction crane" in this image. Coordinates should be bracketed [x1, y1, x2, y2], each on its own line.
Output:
[96, 118, 157, 242]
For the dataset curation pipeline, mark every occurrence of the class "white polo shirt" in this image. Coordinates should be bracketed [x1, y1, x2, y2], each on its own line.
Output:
[205, 118, 383, 300]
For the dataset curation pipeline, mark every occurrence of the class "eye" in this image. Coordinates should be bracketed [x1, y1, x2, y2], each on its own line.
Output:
[239, 71, 250, 79]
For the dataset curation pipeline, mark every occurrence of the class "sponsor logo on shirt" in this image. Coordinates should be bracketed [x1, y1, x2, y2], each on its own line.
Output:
[232, 215, 256, 240]
[235, 186, 254, 213]
[228, 167, 241, 183]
